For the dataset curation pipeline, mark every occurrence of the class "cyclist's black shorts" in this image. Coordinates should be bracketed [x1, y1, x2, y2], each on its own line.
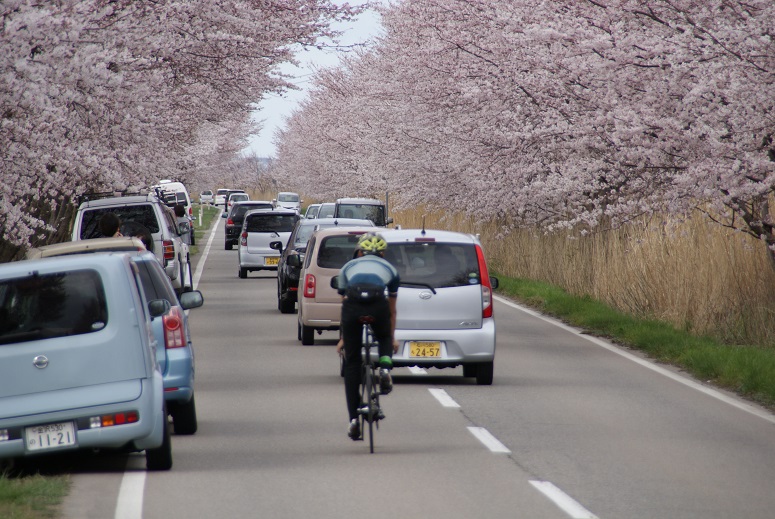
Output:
[341, 296, 392, 362]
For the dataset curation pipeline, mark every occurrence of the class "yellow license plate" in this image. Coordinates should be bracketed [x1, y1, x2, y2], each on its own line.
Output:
[409, 341, 441, 358]
[264, 257, 280, 266]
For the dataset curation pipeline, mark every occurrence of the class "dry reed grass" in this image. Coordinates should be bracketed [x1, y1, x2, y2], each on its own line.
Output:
[389, 207, 775, 347]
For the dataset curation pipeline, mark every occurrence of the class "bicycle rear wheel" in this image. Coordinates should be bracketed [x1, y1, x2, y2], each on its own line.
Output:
[362, 366, 375, 453]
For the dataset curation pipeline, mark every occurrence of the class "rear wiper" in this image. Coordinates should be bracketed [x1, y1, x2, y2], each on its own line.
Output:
[400, 281, 436, 294]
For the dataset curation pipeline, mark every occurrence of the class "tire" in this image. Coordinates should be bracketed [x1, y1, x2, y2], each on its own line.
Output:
[146, 407, 172, 471]
[170, 395, 198, 435]
[476, 361, 494, 386]
[297, 320, 302, 341]
[279, 293, 295, 314]
[462, 364, 476, 378]
[225, 241, 232, 251]
[184, 255, 193, 292]
[190, 232, 195, 246]
[363, 369, 375, 454]
[301, 324, 314, 345]
[339, 355, 345, 378]
[238, 267, 247, 279]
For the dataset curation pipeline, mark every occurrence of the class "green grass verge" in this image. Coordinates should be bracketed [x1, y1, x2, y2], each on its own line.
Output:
[0, 473, 69, 519]
[495, 274, 775, 409]
[189, 204, 221, 254]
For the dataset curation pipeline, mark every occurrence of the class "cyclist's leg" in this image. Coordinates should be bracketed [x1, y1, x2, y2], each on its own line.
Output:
[341, 300, 363, 421]
[370, 298, 393, 364]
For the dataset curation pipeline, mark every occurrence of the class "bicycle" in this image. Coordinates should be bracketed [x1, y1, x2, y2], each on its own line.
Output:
[356, 315, 384, 453]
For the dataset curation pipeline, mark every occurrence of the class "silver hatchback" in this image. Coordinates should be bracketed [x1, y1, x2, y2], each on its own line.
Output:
[382, 229, 499, 385]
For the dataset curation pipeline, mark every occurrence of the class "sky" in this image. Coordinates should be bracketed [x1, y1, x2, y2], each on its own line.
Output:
[243, 3, 385, 159]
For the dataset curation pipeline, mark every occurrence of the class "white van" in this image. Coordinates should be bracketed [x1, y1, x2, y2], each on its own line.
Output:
[151, 180, 192, 219]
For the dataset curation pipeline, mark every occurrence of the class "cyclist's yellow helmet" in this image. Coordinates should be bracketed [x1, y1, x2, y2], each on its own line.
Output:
[357, 232, 387, 254]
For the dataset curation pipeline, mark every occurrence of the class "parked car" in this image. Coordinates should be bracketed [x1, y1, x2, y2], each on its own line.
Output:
[304, 204, 321, 219]
[71, 193, 193, 295]
[334, 197, 392, 227]
[223, 200, 275, 250]
[129, 251, 204, 435]
[296, 226, 375, 344]
[151, 180, 193, 220]
[214, 188, 230, 206]
[0, 253, 172, 470]
[237, 209, 300, 278]
[272, 218, 374, 314]
[200, 190, 214, 205]
[274, 192, 302, 213]
[226, 192, 250, 213]
[26, 237, 147, 259]
[381, 229, 499, 385]
[317, 203, 335, 219]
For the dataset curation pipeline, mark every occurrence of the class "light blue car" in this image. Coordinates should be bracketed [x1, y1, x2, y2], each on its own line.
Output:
[128, 251, 203, 434]
[0, 254, 172, 470]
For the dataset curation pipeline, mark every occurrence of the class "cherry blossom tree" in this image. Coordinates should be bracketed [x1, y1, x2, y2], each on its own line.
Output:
[271, 0, 775, 260]
[1, 0, 356, 260]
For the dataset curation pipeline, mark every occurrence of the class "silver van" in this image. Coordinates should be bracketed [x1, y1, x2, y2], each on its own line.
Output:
[237, 209, 300, 278]
[0, 254, 171, 469]
[382, 229, 499, 385]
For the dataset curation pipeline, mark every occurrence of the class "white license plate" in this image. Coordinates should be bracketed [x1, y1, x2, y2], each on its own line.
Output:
[25, 422, 77, 452]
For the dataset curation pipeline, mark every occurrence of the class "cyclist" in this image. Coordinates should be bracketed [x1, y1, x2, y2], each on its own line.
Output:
[335, 232, 400, 440]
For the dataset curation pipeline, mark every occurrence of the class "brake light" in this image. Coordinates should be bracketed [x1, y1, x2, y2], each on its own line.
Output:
[89, 411, 139, 428]
[163, 240, 174, 262]
[163, 306, 186, 349]
[227, 218, 234, 225]
[240, 231, 247, 246]
[303, 274, 316, 298]
[475, 244, 494, 318]
[188, 206, 193, 217]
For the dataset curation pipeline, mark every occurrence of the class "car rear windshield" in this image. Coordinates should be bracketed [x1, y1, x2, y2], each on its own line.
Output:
[0, 269, 108, 345]
[385, 242, 480, 289]
[232, 204, 274, 220]
[317, 234, 363, 269]
[245, 214, 298, 233]
[335, 204, 386, 226]
[278, 193, 299, 202]
[80, 206, 160, 239]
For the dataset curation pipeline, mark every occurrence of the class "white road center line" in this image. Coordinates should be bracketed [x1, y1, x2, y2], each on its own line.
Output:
[530, 481, 599, 519]
[467, 426, 511, 453]
[494, 295, 775, 425]
[428, 388, 461, 408]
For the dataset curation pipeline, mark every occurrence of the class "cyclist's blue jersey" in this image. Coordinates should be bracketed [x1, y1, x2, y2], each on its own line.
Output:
[338, 255, 400, 297]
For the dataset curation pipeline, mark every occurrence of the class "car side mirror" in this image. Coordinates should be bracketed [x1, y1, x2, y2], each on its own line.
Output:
[148, 299, 171, 319]
[178, 222, 190, 234]
[221, 212, 227, 218]
[287, 254, 301, 268]
[179, 290, 204, 310]
[269, 240, 283, 252]
[330, 276, 339, 289]
[386, 217, 394, 225]
[490, 277, 499, 290]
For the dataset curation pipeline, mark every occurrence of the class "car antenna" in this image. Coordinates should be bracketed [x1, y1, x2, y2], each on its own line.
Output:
[421, 215, 426, 236]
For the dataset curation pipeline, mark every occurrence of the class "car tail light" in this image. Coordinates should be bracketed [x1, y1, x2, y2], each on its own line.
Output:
[240, 232, 247, 246]
[303, 273, 316, 298]
[227, 218, 234, 225]
[89, 411, 139, 428]
[188, 206, 193, 217]
[163, 306, 186, 348]
[163, 240, 174, 261]
[475, 244, 494, 318]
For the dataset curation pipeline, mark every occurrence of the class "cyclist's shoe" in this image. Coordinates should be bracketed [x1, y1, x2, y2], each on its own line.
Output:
[348, 419, 361, 440]
[378, 368, 393, 395]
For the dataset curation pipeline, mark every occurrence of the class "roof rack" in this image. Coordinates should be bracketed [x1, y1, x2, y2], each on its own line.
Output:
[78, 189, 152, 204]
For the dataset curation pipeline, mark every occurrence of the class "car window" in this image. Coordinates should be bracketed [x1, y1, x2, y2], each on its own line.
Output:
[0, 269, 108, 345]
[278, 193, 299, 202]
[133, 258, 177, 302]
[318, 204, 335, 218]
[317, 235, 361, 269]
[294, 224, 317, 246]
[245, 214, 298, 233]
[336, 204, 386, 226]
[232, 204, 273, 219]
[80, 205, 160, 239]
[387, 242, 479, 288]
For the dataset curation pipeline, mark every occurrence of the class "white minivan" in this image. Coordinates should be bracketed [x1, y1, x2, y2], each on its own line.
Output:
[274, 192, 302, 213]
[151, 180, 192, 219]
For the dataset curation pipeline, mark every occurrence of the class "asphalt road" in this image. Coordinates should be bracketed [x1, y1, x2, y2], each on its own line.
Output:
[61, 218, 775, 519]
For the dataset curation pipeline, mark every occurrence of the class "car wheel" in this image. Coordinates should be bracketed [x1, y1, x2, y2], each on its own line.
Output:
[225, 242, 232, 251]
[170, 395, 198, 435]
[238, 267, 247, 279]
[190, 232, 196, 246]
[462, 364, 476, 378]
[301, 324, 314, 345]
[279, 293, 295, 314]
[476, 361, 494, 386]
[297, 320, 302, 341]
[340, 354, 345, 378]
[184, 255, 193, 292]
[146, 406, 172, 471]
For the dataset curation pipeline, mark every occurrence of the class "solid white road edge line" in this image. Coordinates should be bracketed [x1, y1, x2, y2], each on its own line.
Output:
[428, 388, 461, 408]
[529, 481, 599, 519]
[192, 215, 221, 290]
[467, 426, 511, 453]
[494, 295, 775, 425]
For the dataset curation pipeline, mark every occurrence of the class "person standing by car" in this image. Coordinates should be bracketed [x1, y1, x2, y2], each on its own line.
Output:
[98, 213, 122, 237]
[335, 232, 400, 440]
